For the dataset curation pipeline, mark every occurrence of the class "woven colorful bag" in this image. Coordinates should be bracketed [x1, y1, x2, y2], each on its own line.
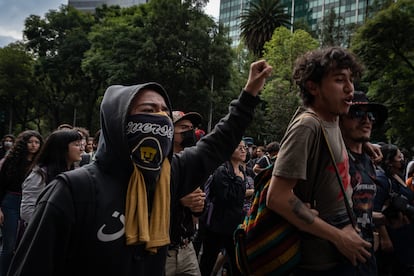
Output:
[234, 164, 301, 275]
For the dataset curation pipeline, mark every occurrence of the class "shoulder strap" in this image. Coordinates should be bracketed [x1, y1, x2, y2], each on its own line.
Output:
[281, 108, 322, 146]
[319, 121, 357, 228]
[265, 155, 271, 167]
[298, 112, 356, 227]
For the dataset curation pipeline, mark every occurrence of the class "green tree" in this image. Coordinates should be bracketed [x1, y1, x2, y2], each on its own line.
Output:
[83, 0, 234, 130]
[352, 0, 414, 149]
[0, 43, 38, 135]
[293, 18, 315, 37]
[239, 0, 290, 57]
[260, 27, 318, 142]
[24, 5, 97, 132]
[82, 5, 143, 90]
[232, 41, 269, 144]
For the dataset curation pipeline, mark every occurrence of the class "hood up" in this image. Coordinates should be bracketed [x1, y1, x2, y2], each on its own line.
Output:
[94, 82, 173, 176]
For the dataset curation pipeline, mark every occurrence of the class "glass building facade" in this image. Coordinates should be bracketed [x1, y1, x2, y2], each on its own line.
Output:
[281, 0, 376, 32]
[219, 0, 250, 48]
[219, 0, 387, 47]
[68, 0, 148, 12]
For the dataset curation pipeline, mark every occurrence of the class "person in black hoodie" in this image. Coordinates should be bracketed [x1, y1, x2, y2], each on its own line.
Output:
[8, 60, 272, 276]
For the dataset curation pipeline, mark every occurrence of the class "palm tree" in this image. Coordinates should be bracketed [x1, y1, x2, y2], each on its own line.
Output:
[240, 0, 290, 57]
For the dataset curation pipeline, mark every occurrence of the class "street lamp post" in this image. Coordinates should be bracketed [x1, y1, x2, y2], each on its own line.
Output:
[208, 75, 214, 133]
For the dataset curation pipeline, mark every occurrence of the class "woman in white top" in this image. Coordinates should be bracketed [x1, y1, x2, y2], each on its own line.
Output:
[21, 129, 83, 223]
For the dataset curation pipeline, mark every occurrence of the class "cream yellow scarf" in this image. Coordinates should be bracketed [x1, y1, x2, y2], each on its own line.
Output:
[125, 159, 171, 254]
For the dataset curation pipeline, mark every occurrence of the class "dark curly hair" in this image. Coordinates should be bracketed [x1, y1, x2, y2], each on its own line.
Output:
[293, 46, 363, 107]
[1, 130, 43, 183]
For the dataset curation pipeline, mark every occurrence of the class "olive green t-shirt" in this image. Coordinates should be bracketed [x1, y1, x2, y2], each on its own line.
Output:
[273, 111, 352, 270]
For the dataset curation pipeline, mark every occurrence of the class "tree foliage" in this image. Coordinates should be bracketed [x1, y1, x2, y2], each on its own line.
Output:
[0, 1, 234, 137]
[0, 43, 38, 133]
[351, 0, 414, 150]
[83, 0, 234, 130]
[24, 5, 97, 132]
[239, 0, 290, 57]
[259, 27, 318, 143]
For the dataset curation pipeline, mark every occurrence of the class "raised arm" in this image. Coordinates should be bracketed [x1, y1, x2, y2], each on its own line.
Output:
[243, 60, 272, 96]
[173, 60, 272, 198]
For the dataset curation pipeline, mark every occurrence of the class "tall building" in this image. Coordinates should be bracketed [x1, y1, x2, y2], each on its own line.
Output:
[219, 0, 250, 48]
[281, 0, 378, 32]
[68, 0, 148, 13]
[219, 0, 386, 48]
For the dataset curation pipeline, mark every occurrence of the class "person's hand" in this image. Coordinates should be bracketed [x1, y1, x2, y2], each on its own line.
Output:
[243, 60, 272, 96]
[332, 224, 371, 266]
[363, 142, 382, 164]
[0, 208, 3, 226]
[179, 188, 205, 213]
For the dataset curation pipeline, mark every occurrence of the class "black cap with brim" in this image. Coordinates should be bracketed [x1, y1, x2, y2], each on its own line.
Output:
[351, 91, 388, 128]
[173, 111, 202, 126]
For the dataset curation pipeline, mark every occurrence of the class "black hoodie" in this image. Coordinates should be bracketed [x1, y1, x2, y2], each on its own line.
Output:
[9, 82, 260, 276]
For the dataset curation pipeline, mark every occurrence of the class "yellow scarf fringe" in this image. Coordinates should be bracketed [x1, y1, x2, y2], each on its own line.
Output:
[125, 159, 171, 254]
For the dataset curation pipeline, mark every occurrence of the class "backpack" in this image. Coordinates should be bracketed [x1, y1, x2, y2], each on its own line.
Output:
[201, 162, 233, 228]
[200, 174, 215, 227]
[233, 163, 301, 276]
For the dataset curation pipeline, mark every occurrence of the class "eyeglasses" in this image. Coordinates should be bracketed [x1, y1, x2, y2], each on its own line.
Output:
[237, 145, 248, 151]
[347, 110, 376, 122]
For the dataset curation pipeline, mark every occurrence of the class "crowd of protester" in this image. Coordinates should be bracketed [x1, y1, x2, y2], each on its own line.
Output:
[0, 125, 100, 276]
[0, 47, 413, 276]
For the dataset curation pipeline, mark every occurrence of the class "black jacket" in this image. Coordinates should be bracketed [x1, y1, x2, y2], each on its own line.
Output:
[208, 162, 247, 235]
[9, 83, 259, 276]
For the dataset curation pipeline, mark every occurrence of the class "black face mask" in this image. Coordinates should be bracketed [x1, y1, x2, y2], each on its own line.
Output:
[126, 113, 173, 173]
[179, 129, 197, 148]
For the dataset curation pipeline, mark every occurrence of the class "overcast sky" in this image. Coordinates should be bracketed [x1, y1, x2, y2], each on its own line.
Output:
[0, 0, 220, 47]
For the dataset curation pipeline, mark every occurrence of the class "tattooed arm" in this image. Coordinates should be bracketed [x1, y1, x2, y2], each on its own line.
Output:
[289, 196, 317, 225]
[266, 175, 371, 266]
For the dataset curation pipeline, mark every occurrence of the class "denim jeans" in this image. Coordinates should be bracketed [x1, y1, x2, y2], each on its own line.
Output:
[0, 192, 21, 276]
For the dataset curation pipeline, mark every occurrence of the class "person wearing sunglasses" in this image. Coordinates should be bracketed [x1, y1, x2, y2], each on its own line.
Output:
[339, 91, 388, 276]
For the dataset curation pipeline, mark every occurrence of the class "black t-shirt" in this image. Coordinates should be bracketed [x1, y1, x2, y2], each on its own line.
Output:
[256, 155, 272, 169]
[348, 151, 376, 242]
